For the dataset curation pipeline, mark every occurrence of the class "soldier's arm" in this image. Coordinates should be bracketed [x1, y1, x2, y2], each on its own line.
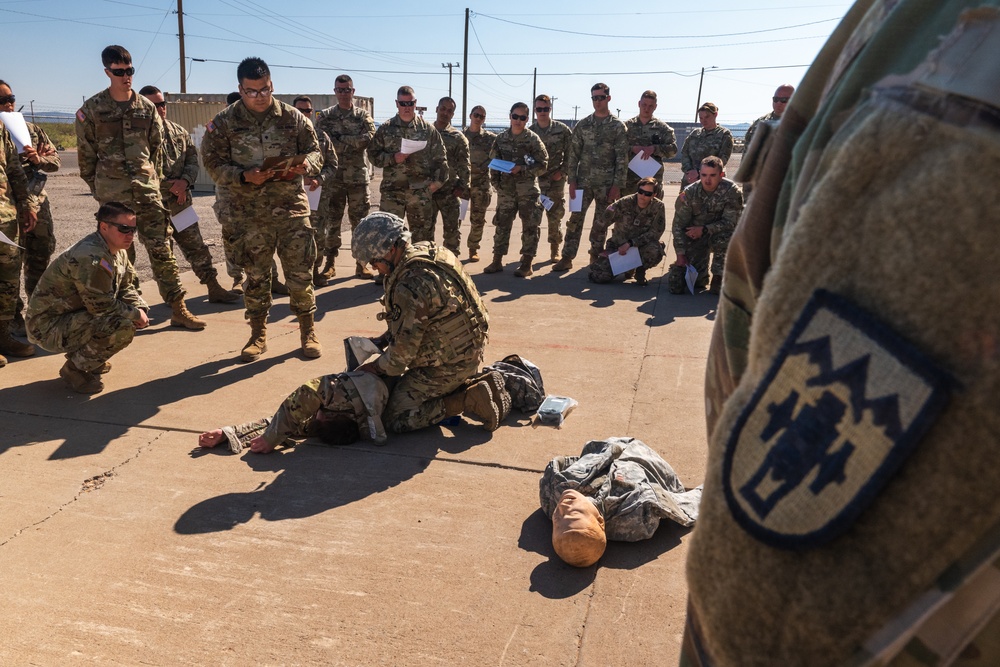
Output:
[3, 130, 37, 215]
[373, 273, 437, 376]
[33, 125, 61, 172]
[366, 126, 399, 169]
[318, 132, 339, 184]
[635, 201, 667, 247]
[200, 117, 243, 187]
[75, 108, 98, 194]
[118, 260, 150, 314]
[488, 140, 501, 189]
[672, 193, 695, 253]
[260, 377, 324, 446]
[565, 125, 583, 184]
[679, 134, 694, 173]
[707, 185, 744, 236]
[719, 130, 735, 165]
[179, 131, 200, 185]
[612, 123, 630, 190]
[150, 112, 166, 180]
[427, 129, 449, 185]
[298, 119, 322, 177]
[77, 255, 146, 322]
[455, 136, 471, 191]
[656, 124, 678, 161]
[527, 134, 548, 178]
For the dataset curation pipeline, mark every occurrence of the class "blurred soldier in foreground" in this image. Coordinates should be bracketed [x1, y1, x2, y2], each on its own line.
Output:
[483, 102, 548, 278]
[683, 1, 1000, 665]
[26, 202, 148, 394]
[463, 105, 496, 262]
[75, 45, 204, 330]
[678, 102, 734, 190]
[201, 57, 323, 362]
[292, 95, 339, 287]
[588, 176, 666, 286]
[314, 74, 377, 280]
[529, 95, 572, 262]
[668, 156, 742, 295]
[351, 212, 509, 433]
[430, 96, 470, 254]
[623, 90, 677, 195]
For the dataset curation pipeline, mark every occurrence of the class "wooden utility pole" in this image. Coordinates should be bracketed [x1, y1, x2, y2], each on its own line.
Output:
[462, 8, 469, 129]
[442, 62, 459, 97]
[177, 0, 187, 93]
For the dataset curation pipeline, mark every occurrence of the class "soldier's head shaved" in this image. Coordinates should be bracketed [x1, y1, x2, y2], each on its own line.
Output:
[138, 85, 161, 97]
[237, 57, 270, 84]
[335, 74, 353, 86]
[101, 45, 131, 68]
[397, 85, 415, 98]
[438, 96, 456, 108]
[226, 91, 241, 105]
[591, 82, 610, 95]
[352, 212, 412, 265]
[535, 94, 552, 105]
[552, 490, 607, 568]
[95, 201, 136, 226]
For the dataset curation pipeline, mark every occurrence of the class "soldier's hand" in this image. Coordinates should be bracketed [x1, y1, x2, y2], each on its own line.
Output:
[135, 309, 150, 329]
[618, 243, 630, 255]
[22, 145, 40, 164]
[452, 186, 464, 199]
[249, 435, 276, 454]
[685, 169, 699, 183]
[608, 185, 620, 201]
[242, 167, 271, 186]
[568, 182, 577, 199]
[21, 209, 37, 233]
[676, 253, 688, 266]
[304, 176, 321, 191]
[287, 163, 308, 176]
[640, 145, 655, 159]
[428, 181, 442, 194]
[686, 226, 704, 240]
[394, 151, 409, 164]
[510, 165, 522, 175]
[168, 179, 188, 204]
[551, 170, 563, 182]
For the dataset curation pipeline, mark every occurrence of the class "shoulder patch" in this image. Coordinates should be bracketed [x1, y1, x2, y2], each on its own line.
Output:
[206, 120, 216, 133]
[722, 289, 952, 550]
[76, 109, 86, 123]
[99, 258, 114, 276]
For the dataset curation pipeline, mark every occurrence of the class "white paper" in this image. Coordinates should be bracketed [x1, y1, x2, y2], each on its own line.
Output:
[400, 138, 427, 154]
[0, 229, 22, 248]
[458, 198, 470, 221]
[685, 264, 699, 294]
[538, 194, 554, 211]
[307, 185, 322, 211]
[628, 152, 662, 179]
[170, 205, 199, 232]
[607, 246, 643, 276]
[488, 158, 516, 174]
[0, 112, 31, 153]
[569, 188, 584, 213]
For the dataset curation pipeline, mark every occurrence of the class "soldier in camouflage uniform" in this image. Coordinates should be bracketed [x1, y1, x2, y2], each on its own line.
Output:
[291, 96, 339, 287]
[351, 212, 509, 434]
[529, 94, 572, 262]
[26, 202, 148, 394]
[463, 105, 496, 262]
[668, 156, 742, 295]
[0, 81, 60, 336]
[588, 177, 666, 285]
[743, 84, 794, 151]
[483, 102, 548, 278]
[75, 45, 204, 330]
[367, 86, 448, 244]
[213, 91, 245, 293]
[314, 75, 377, 280]
[430, 97, 470, 254]
[554, 83, 629, 272]
[198, 371, 391, 454]
[678, 102, 734, 190]
[200, 57, 323, 363]
[139, 86, 240, 304]
[623, 90, 677, 195]
[0, 115, 38, 366]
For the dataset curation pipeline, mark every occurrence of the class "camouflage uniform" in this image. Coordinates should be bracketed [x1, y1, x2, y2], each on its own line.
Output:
[367, 114, 448, 244]
[678, 125, 735, 189]
[668, 178, 743, 293]
[310, 131, 340, 260]
[159, 118, 218, 284]
[683, 2, 1000, 666]
[76, 89, 185, 303]
[430, 123, 470, 253]
[488, 128, 548, 257]
[529, 119, 572, 248]
[200, 97, 322, 320]
[0, 121, 36, 327]
[743, 110, 779, 152]
[372, 242, 489, 433]
[25, 231, 147, 372]
[563, 113, 629, 260]
[314, 103, 375, 259]
[463, 126, 496, 254]
[212, 184, 243, 282]
[623, 115, 677, 194]
[19, 122, 60, 299]
[588, 193, 666, 283]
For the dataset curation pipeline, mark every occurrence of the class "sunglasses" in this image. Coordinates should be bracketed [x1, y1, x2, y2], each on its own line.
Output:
[773, 96, 790, 103]
[153, 101, 167, 109]
[108, 67, 135, 77]
[297, 107, 313, 115]
[0, 94, 14, 105]
[108, 222, 137, 235]
[637, 188, 655, 197]
[334, 87, 354, 93]
[591, 95, 608, 101]
[534, 106, 550, 113]
[510, 113, 528, 121]
[396, 100, 415, 107]
[471, 112, 485, 119]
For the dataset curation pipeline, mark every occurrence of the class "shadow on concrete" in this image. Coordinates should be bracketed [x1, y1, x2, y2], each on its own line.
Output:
[638, 289, 718, 328]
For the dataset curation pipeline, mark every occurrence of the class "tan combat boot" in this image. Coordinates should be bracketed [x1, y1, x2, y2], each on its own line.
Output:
[468, 248, 480, 262]
[483, 253, 505, 274]
[0, 319, 35, 357]
[59, 359, 104, 394]
[170, 297, 207, 330]
[462, 381, 502, 431]
[552, 256, 573, 272]
[231, 276, 244, 294]
[514, 255, 534, 278]
[355, 261, 374, 279]
[298, 312, 322, 358]
[313, 260, 328, 287]
[320, 254, 337, 281]
[241, 316, 267, 362]
[207, 276, 241, 303]
[550, 243, 561, 262]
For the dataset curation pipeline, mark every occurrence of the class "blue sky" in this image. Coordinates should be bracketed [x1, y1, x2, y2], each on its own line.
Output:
[2, 0, 855, 124]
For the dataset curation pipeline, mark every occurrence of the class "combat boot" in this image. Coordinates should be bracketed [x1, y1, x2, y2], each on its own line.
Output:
[355, 261, 374, 279]
[312, 263, 328, 287]
[462, 381, 502, 431]
[170, 297, 207, 330]
[240, 316, 267, 362]
[320, 254, 337, 281]
[94, 360, 112, 374]
[483, 253, 505, 274]
[550, 243, 561, 262]
[0, 319, 35, 357]
[231, 276, 244, 294]
[709, 274, 723, 294]
[12, 309, 26, 337]
[634, 267, 648, 286]
[552, 256, 573, 272]
[207, 276, 241, 303]
[59, 359, 104, 394]
[478, 370, 512, 423]
[514, 255, 534, 278]
[468, 248, 480, 263]
[298, 312, 322, 358]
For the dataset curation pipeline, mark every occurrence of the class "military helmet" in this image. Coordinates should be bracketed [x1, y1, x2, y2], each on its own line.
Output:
[352, 212, 412, 264]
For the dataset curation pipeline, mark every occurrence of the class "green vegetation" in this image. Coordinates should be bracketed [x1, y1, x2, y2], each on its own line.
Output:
[38, 122, 77, 150]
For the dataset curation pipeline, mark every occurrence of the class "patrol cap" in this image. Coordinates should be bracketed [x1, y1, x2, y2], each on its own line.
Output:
[698, 102, 719, 114]
[352, 212, 412, 264]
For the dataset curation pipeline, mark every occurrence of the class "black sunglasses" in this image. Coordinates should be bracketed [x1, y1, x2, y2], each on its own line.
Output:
[773, 96, 790, 103]
[591, 94, 608, 101]
[108, 67, 136, 77]
[534, 106, 550, 113]
[637, 188, 655, 197]
[0, 94, 14, 106]
[153, 101, 167, 109]
[297, 107, 313, 114]
[471, 112, 485, 119]
[510, 113, 528, 121]
[334, 87, 354, 93]
[396, 100, 415, 107]
[108, 222, 137, 235]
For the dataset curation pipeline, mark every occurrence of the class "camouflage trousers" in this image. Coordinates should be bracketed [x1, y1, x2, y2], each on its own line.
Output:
[213, 199, 244, 280]
[28, 309, 136, 372]
[319, 182, 371, 258]
[431, 190, 462, 253]
[385, 357, 481, 433]
[170, 220, 218, 283]
[562, 186, 615, 260]
[22, 194, 55, 297]
[378, 188, 435, 245]
[124, 199, 185, 304]
[492, 186, 542, 257]
[588, 241, 665, 283]
[667, 233, 731, 293]
[538, 178, 566, 246]
[241, 215, 316, 319]
[466, 178, 492, 252]
[0, 217, 20, 320]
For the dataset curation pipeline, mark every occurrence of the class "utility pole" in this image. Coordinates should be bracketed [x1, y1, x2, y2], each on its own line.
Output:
[442, 62, 459, 97]
[551, 96, 557, 117]
[29, 100, 35, 125]
[177, 0, 187, 93]
[573, 105, 579, 123]
[695, 66, 716, 121]
[531, 67, 537, 123]
[461, 8, 469, 129]
[615, 108, 620, 118]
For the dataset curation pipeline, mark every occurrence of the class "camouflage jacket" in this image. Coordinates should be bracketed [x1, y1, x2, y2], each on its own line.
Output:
[316, 130, 340, 185]
[672, 178, 743, 254]
[743, 111, 779, 151]
[21, 121, 60, 186]
[624, 116, 678, 171]
[0, 121, 35, 224]
[367, 114, 448, 193]
[539, 438, 701, 542]
[159, 118, 200, 216]
[489, 128, 548, 195]
[314, 104, 375, 185]
[434, 123, 470, 195]
[76, 88, 163, 205]
[566, 113, 629, 189]
[679, 125, 734, 172]
[200, 98, 321, 220]
[529, 119, 572, 181]
[604, 193, 666, 250]
[25, 230, 147, 337]
[375, 242, 489, 376]
[463, 127, 497, 184]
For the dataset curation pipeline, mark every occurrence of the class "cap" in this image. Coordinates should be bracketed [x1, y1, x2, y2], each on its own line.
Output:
[698, 102, 719, 114]
[351, 212, 411, 264]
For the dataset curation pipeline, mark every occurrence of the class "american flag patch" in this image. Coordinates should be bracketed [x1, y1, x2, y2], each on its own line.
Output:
[76, 109, 86, 122]
[99, 258, 114, 276]
[206, 120, 216, 132]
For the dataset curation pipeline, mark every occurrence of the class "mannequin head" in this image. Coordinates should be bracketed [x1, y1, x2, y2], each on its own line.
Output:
[551, 489, 607, 567]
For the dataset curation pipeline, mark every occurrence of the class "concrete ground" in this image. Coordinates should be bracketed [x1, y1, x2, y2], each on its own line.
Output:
[2, 154, 716, 666]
